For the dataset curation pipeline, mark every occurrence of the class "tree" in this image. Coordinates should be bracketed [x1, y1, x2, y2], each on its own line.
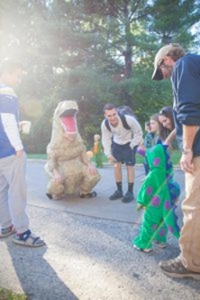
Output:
[1, 0, 200, 152]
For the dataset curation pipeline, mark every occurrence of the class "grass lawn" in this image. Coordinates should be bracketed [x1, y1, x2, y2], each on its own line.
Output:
[27, 150, 181, 166]
[27, 153, 47, 160]
[0, 288, 27, 300]
[136, 149, 181, 165]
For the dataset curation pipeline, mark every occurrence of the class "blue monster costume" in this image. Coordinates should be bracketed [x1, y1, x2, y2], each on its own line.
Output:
[133, 142, 180, 251]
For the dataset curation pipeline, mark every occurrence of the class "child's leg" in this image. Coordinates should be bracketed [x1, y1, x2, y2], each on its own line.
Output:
[133, 208, 163, 250]
[153, 221, 168, 243]
[163, 204, 180, 238]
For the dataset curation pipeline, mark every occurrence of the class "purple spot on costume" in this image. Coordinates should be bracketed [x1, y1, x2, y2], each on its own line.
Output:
[151, 195, 160, 206]
[164, 201, 171, 210]
[153, 157, 160, 166]
[146, 186, 153, 195]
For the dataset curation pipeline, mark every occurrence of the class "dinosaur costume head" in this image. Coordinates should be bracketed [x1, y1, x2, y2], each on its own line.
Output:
[53, 100, 78, 142]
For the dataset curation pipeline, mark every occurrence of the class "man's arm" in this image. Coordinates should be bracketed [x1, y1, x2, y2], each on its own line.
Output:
[101, 120, 113, 157]
[127, 116, 143, 148]
[180, 125, 198, 173]
[1, 113, 23, 154]
[164, 128, 176, 151]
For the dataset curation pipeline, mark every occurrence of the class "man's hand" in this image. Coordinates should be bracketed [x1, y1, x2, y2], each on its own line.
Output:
[180, 152, 194, 173]
[137, 204, 144, 211]
[108, 155, 116, 164]
[16, 149, 24, 157]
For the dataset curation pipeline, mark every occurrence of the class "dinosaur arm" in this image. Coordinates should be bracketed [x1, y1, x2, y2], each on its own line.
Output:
[81, 146, 98, 175]
[81, 146, 90, 166]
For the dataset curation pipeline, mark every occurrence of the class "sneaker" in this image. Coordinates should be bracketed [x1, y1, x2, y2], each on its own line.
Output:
[133, 244, 152, 253]
[159, 256, 200, 280]
[122, 191, 134, 203]
[153, 240, 167, 249]
[109, 190, 123, 200]
[0, 225, 16, 238]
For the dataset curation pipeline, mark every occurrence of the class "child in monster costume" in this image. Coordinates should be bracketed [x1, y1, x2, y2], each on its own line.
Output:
[133, 142, 180, 252]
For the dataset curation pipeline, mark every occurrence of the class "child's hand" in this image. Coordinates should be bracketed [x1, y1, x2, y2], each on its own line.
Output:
[137, 147, 146, 157]
[136, 204, 144, 211]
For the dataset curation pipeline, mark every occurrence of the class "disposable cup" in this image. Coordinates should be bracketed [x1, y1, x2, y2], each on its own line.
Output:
[22, 121, 31, 134]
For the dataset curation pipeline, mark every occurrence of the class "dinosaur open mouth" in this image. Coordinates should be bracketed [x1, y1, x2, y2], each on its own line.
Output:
[60, 116, 77, 134]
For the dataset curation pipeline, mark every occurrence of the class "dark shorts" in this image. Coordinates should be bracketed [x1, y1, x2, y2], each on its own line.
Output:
[111, 142, 137, 166]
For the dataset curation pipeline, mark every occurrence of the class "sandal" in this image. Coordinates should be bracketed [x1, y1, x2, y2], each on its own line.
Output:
[13, 230, 45, 247]
[0, 225, 16, 238]
[80, 191, 97, 198]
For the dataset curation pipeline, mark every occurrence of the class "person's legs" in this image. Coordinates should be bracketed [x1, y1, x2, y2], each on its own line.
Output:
[109, 162, 123, 200]
[159, 157, 200, 279]
[153, 223, 168, 246]
[133, 206, 164, 251]
[122, 145, 137, 203]
[127, 164, 134, 183]
[0, 170, 12, 230]
[121, 165, 134, 203]
[5, 153, 45, 247]
[109, 142, 124, 200]
[179, 157, 200, 271]
[4, 154, 29, 234]
[114, 162, 122, 182]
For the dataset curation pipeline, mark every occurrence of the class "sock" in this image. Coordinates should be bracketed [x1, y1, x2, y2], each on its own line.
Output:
[116, 182, 122, 192]
[17, 229, 31, 237]
[128, 183, 134, 193]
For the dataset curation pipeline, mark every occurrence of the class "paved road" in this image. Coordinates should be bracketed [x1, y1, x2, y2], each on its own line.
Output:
[0, 161, 200, 300]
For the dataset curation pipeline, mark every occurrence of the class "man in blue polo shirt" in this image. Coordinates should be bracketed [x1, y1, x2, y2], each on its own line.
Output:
[152, 44, 200, 280]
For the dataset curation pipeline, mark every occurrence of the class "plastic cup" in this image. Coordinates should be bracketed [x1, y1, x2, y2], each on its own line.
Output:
[22, 121, 31, 134]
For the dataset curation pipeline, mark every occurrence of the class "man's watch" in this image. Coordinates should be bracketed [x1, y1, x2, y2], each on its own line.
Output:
[182, 148, 192, 155]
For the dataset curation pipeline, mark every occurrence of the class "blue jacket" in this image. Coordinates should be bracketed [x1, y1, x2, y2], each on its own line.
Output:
[172, 53, 200, 157]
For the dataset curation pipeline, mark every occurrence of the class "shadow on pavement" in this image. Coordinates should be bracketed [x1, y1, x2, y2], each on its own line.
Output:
[3, 239, 78, 300]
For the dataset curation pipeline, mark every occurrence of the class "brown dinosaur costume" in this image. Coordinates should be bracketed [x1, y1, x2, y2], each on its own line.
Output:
[45, 100, 101, 199]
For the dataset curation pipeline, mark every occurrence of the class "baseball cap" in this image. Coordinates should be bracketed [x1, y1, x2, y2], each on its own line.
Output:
[152, 44, 184, 80]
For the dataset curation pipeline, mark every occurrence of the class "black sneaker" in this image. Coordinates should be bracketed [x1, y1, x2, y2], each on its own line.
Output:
[109, 190, 123, 200]
[159, 256, 200, 280]
[122, 191, 134, 203]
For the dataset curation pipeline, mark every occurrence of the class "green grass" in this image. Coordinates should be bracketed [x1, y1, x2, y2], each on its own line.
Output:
[101, 150, 181, 165]
[0, 288, 27, 300]
[136, 150, 181, 165]
[27, 150, 181, 165]
[27, 153, 47, 160]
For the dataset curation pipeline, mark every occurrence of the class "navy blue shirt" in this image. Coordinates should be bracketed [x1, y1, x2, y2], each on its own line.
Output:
[172, 53, 200, 156]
